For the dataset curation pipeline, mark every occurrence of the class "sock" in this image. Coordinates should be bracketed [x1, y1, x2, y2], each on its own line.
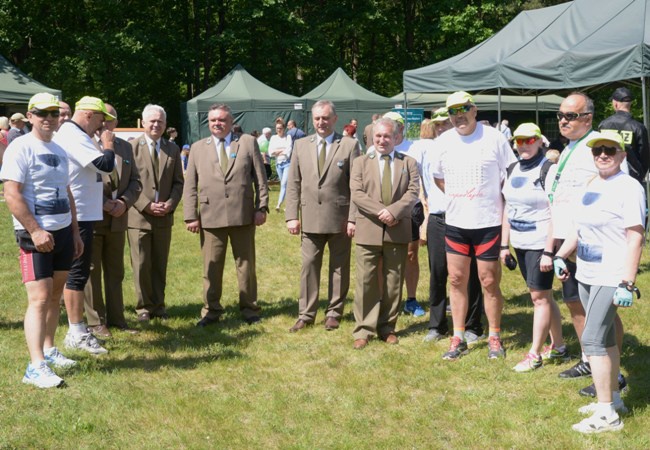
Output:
[582, 352, 588, 363]
[44, 347, 54, 355]
[68, 321, 87, 337]
[453, 328, 465, 341]
[489, 328, 500, 338]
[595, 402, 616, 418]
[407, 297, 416, 302]
[554, 344, 566, 352]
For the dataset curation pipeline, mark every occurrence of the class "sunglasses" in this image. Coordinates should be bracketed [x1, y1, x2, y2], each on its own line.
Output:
[31, 109, 60, 118]
[447, 104, 473, 116]
[591, 145, 620, 157]
[515, 137, 537, 146]
[556, 111, 591, 122]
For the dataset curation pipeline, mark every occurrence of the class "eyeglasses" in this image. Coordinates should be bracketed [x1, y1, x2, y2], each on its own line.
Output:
[591, 145, 620, 157]
[556, 111, 592, 122]
[30, 109, 60, 118]
[447, 104, 473, 116]
[515, 137, 538, 146]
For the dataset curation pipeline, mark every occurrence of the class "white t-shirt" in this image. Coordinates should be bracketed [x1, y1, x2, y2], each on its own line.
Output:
[573, 171, 645, 287]
[269, 134, 293, 164]
[421, 138, 446, 214]
[53, 122, 107, 221]
[0, 133, 71, 231]
[502, 157, 552, 250]
[431, 123, 516, 228]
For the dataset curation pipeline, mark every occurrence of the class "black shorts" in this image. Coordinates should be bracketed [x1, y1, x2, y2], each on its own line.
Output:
[560, 259, 579, 302]
[16, 225, 74, 283]
[410, 201, 425, 242]
[445, 224, 501, 261]
[65, 221, 96, 291]
[513, 248, 554, 291]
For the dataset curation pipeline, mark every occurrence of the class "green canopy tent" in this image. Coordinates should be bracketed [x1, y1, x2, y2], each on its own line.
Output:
[0, 54, 61, 106]
[182, 64, 304, 144]
[391, 92, 563, 112]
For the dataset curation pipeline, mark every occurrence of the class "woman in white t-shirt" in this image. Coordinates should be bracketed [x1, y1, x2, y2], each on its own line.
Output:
[269, 118, 293, 212]
[554, 131, 645, 434]
[501, 123, 565, 373]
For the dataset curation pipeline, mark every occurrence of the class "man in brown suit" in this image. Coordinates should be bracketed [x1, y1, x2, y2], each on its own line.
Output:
[84, 104, 142, 337]
[363, 113, 381, 150]
[183, 103, 268, 326]
[127, 104, 184, 321]
[285, 100, 360, 332]
[350, 117, 419, 349]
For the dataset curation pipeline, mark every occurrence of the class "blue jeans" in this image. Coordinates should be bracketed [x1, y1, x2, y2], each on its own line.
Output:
[276, 160, 291, 207]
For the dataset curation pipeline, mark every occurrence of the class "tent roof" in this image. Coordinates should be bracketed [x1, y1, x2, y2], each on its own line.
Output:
[0, 54, 61, 103]
[186, 64, 301, 111]
[404, 0, 650, 93]
[393, 92, 564, 111]
[301, 68, 395, 111]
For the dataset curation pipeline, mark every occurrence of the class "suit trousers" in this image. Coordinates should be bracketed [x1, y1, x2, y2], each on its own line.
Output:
[200, 225, 261, 320]
[128, 226, 172, 316]
[84, 229, 128, 327]
[426, 214, 484, 335]
[353, 242, 407, 340]
[298, 232, 351, 322]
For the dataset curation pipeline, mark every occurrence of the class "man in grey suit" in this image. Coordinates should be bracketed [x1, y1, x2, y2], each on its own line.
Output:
[183, 103, 268, 326]
[285, 100, 360, 332]
[128, 104, 184, 321]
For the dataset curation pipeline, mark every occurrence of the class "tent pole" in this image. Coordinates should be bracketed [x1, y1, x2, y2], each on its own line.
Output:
[535, 94, 539, 125]
[497, 87, 502, 124]
[643, 77, 650, 240]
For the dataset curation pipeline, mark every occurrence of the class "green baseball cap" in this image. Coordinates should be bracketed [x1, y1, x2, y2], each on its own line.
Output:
[75, 96, 116, 121]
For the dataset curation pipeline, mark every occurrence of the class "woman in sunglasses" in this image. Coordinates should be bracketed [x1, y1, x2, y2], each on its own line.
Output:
[554, 130, 644, 433]
[500, 123, 565, 373]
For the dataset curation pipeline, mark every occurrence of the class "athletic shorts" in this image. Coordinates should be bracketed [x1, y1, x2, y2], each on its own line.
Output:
[514, 248, 554, 291]
[445, 224, 501, 261]
[65, 221, 96, 291]
[410, 201, 425, 242]
[16, 225, 74, 283]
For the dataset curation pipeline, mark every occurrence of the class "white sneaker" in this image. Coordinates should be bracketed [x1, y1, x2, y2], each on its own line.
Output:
[464, 330, 486, 345]
[44, 347, 77, 368]
[579, 401, 628, 415]
[64, 332, 108, 355]
[572, 413, 624, 434]
[22, 361, 65, 388]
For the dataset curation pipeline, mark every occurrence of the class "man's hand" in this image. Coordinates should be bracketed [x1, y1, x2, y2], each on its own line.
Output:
[377, 208, 396, 226]
[254, 211, 267, 226]
[103, 199, 117, 212]
[31, 228, 54, 253]
[346, 222, 355, 238]
[109, 199, 127, 217]
[186, 220, 200, 233]
[287, 219, 301, 235]
[100, 130, 115, 150]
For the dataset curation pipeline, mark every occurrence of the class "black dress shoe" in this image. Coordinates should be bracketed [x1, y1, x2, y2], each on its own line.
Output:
[197, 316, 220, 327]
[137, 312, 151, 322]
[245, 316, 261, 325]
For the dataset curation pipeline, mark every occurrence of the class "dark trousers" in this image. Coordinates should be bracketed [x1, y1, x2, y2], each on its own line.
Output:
[426, 213, 484, 335]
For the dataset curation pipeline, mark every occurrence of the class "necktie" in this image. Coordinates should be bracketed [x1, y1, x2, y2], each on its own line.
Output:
[151, 141, 159, 190]
[218, 138, 228, 174]
[318, 139, 326, 176]
[381, 154, 392, 206]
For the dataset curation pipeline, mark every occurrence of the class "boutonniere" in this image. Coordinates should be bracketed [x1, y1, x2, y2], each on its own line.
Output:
[124, 160, 130, 165]
[139, 138, 146, 146]
[229, 153, 236, 159]
[206, 137, 212, 145]
[402, 168, 408, 174]
[395, 152, 404, 160]
[368, 153, 376, 159]
[337, 160, 344, 168]
[309, 136, 316, 143]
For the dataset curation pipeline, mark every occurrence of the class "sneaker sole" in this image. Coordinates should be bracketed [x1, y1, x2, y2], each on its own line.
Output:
[579, 405, 628, 415]
[572, 422, 624, 434]
[22, 377, 65, 389]
[442, 350, 469, 361]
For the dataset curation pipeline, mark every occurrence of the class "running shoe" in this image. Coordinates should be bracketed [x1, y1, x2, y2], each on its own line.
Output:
[442, 336, 468, 360]
[403, 299, 426, 317]
[465, 330, 486, 345]
[423, 329, 446, 342]
[513, 352, 542, 372]
[44, 347, 77, 368]
[22, 361, 65, 389]
[487, 336, 506, 359]
[579, 374, 628, 397]
[579, 401, 628, 415]
[572, 413, 623, 434]
[558, 360, 591, 378]
[541, 344, 570, 362]
[64, 332, 108, 355]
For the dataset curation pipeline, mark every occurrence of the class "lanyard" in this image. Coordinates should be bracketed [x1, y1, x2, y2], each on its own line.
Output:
[548, 131, 591, 204]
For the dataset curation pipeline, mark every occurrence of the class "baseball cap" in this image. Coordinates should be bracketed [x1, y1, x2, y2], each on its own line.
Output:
[383, 111, 405, 125]
[10, 113, 28, 122]
[610, 87, 633, 102]
[75, 96, 116, 120]
[182, 144, 190, 149]
[446, 91, 475, 108]
[28, 93, 60, 111]
[512, 123, 542, 140]
[586, 130, 626, 150]
[431, 107, 449, 122]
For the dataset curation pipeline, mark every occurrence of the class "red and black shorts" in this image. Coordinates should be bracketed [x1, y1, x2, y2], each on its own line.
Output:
[16, 225, 74, 283]
[444, 224, 501, 261]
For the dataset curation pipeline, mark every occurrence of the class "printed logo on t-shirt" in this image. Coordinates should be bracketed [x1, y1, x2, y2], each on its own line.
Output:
[510, 176, 526, 189]
[582, 191, 601, 206]
[509, 219, 536, 232]
[577, 241, 603, 263]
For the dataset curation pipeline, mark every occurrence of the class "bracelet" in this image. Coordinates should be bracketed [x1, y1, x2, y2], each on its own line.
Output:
[500, 245, 509, 250]
[542, 251, 554, 257]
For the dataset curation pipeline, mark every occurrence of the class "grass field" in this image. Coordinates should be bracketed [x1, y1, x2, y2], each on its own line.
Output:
[1, 188, 649, 449]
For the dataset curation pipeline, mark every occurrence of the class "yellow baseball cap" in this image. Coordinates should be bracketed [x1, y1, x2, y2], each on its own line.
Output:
[28, 93, 60, 111]
[446, 91, 475, 108]
[75, 96, 116, 120]
[383, 111, 405, 125]
[586, 130, 626, 151]
[431, 107, 449, 122]
[512, 123, 542, 140]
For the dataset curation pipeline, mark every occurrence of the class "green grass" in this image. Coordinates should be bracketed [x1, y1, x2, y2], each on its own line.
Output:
[1, 188, 649, 449]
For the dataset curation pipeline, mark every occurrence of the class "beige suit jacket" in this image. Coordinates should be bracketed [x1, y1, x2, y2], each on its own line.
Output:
[285, 133, 359, 234]
[351, 152, 419, 246]
[183, 133, 268, 228]
[95, 137, 142, 233]
[127, 135, 184, 229]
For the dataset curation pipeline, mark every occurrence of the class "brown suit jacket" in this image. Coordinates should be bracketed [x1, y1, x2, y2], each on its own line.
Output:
[128, 135, 184, 229]
[183, 133, 268, 228]
[351, 151, 419, 246]
[285, 133, 359, 234]
[95, 137, 142, 233]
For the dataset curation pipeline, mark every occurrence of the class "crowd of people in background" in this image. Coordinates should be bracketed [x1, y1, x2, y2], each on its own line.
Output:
[1, 86, 647, 435]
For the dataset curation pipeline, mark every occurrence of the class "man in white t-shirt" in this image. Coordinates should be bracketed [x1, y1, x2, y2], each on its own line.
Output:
[432, 91, 516, 361]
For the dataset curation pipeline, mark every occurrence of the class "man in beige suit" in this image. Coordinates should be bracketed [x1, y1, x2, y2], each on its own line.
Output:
[183, 103, 268, 326]
[128, 104, 184, 321]
[350, 117, 419, 349]
[285, 100, 360, 332]
[84, 104, 142, 337]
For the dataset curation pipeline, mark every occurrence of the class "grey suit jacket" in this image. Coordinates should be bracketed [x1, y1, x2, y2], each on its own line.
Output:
[285, 133, 359, 234]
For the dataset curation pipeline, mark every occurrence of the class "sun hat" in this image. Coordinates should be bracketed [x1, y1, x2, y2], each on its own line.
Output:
[431, 107, 449, 122]
[383, 111, 405, 126]
[10, 112, 28, 122]
[28, 93, 60, 111]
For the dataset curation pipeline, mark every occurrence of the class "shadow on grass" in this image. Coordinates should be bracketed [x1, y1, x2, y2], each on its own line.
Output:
[0, 319, 22, 330]
[620, 334, 650, 411]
